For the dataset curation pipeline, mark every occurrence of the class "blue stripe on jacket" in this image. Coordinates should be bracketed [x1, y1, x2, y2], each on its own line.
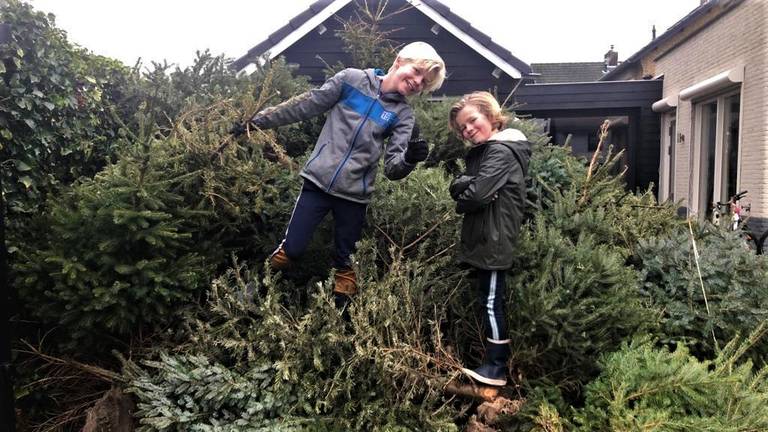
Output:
[340, 82, 399, 130]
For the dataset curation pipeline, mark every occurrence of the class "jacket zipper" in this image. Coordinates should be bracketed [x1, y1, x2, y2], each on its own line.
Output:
[327, 83, 381, 192]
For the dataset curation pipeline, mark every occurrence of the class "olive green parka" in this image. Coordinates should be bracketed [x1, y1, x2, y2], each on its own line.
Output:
[449, 128, 531, 270]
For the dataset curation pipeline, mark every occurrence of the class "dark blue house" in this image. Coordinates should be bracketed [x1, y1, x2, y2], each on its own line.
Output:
[232, 0, 533, 99]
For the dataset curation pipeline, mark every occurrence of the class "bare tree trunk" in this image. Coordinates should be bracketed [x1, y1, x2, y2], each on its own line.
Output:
[81, 387, 135, 432]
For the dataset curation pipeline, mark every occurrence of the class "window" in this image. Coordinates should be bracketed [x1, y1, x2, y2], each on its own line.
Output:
[659, 111, 676, 201]
[722, 94, 740, 201]
[693, 91, 741, 218]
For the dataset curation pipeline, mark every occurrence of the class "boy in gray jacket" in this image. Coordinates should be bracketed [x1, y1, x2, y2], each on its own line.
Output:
[232, 42, 445, 307]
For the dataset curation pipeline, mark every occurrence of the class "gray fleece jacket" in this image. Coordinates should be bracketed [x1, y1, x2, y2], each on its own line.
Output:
[252, 68, 417, 203]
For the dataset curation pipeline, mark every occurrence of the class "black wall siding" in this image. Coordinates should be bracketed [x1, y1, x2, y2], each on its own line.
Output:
[514, 80, 663, 193]
[269, 0, 523, 98]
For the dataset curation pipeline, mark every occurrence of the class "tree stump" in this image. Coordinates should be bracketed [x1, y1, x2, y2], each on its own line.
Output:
[444, 380, 499, 402]
[81, 387, 134, 432]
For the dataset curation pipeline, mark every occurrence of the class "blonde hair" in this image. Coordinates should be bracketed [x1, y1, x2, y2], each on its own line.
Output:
[390, 41, 446, 93]
[448, 91, 509, 136]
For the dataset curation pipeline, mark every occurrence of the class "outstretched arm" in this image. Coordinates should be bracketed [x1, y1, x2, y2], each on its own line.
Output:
[250, 69, 349, 129]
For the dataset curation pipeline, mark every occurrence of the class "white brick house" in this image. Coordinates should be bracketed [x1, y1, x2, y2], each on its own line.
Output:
[603, 0, 767, 235]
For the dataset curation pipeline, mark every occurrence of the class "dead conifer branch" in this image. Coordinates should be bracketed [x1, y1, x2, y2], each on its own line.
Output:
[587, 120, 611, 182]
[375, 224, 398, 248]
[421, 242, 457, 265]
[19, 340, 122, 383]
[403, 211, 452, 251]
[579, 119, 611, 205]
[255, 128, 299, 172]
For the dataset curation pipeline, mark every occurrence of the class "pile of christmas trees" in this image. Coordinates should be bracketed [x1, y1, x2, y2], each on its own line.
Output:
[4, 1, 768, 430]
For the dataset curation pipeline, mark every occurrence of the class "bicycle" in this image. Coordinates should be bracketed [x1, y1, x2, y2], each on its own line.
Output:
[711, 190, 768, 254]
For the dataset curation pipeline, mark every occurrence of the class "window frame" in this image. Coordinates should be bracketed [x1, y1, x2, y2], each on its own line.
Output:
[690, 87, 743, 218]
[659, 110, 677, 202]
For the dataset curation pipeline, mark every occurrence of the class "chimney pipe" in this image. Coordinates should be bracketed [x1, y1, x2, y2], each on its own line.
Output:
[604, 45, 618, 67]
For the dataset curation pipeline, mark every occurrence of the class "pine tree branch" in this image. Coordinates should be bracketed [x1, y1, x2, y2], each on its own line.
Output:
[422, 242, 456, 265]
[403, 211, 452, 251]
[375, 224, 397, 248]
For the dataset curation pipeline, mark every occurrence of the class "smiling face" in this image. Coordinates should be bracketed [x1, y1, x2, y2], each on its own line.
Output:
[455, 105, 499, 145]
[389, 60, 426, 96]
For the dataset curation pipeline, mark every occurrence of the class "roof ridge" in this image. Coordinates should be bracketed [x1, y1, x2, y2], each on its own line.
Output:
[232, 0, 532, 76]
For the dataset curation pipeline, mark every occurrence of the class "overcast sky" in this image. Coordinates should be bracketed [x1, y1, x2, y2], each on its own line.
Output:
[29, 0, 701, 69]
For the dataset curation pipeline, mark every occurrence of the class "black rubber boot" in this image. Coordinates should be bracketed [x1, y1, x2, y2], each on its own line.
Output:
[461, 339, 510, 386]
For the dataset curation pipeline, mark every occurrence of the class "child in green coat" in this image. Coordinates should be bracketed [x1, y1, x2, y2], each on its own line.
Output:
[448, 91, 531, 386]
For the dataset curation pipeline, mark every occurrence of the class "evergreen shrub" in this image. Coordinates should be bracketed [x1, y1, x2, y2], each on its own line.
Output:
[636, 224, 768, 359]
[573, 330, 768, 431]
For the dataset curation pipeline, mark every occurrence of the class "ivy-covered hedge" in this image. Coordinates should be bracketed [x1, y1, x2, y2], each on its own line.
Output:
[1, 0, 132, 214]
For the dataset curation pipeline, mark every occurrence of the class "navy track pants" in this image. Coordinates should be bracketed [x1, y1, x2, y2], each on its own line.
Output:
[278, 180, 367, 269]
[476, 269, 509, 342]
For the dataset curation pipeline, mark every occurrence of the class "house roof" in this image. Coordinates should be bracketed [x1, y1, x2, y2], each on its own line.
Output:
[232, 0, 532, 78]
[600, 0, 733, 81]
[530, 62, 605, 84]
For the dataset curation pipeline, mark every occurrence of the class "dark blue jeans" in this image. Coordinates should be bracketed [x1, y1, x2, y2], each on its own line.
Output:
[278, 180, 367, 269]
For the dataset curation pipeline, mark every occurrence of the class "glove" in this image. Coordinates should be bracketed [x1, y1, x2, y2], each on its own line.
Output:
[404, 139, 429, 164]
[229, 117, 268, 137]
[449, 175, 472, 200]
[229, 122, 248, 137]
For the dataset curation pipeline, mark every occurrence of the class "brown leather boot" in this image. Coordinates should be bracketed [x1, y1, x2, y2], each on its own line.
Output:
[333, 269, 357, 296]
[268, 246, 291, 270]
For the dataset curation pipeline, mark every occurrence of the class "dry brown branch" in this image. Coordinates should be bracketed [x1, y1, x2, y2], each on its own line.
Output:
[403, 211, 452, 251]
[421, 242, 456, 265]
[586, 120, 611, 182]
[375, 224, 398, 248]
[209, 68, 280, 162]
[477, 396, 525, 423]
[18, 340, 121, 383]
[15, 340, 124, 432]
[579, 119, 611, 205]
[253, 128, 299, 172]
